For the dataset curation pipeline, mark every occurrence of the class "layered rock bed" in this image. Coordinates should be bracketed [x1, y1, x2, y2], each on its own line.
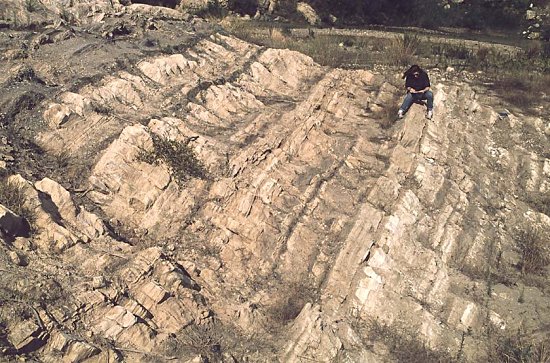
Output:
[0, 4, 549, 362]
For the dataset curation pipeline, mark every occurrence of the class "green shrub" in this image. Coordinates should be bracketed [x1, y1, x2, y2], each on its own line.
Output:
[371, 92, 401, 129]
[471, 47, 491, 67]
[520, 43, 550, 72]
[447, 43, 471, 60]
[408, 0, 448, 29]
[137, 134, 207, 186]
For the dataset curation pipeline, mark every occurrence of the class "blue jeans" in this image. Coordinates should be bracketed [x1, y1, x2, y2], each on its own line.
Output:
[399, 91, 433, 113]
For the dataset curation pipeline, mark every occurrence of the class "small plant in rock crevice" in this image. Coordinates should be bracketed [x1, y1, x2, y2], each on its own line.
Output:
[378, 93, 402, 129]
[24, 0, 40, 12]
[59, 8, 76, 25]
[514, 227, 550, 276]
[162, 322, 223, 361]
[0, 176, 36, 230]
[137, 133, 207, 186]
[264, 280, 316, 327]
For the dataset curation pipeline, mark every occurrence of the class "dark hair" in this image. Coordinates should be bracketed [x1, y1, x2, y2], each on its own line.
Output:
[403, 65, 422, 79]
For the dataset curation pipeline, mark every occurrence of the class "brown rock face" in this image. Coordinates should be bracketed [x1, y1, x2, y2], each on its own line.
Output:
[0, 4, 549, 362]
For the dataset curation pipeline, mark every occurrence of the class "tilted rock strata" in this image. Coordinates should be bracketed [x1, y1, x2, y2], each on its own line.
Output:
[1, 19, 549, 362]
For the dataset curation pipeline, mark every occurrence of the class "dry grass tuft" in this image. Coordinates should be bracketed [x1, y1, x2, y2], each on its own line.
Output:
[490, 333, 550, 363]
[0, 177, 34, 222]
[514, 227, 550, 275]
[266, 281, 314, 325]
[137, 134, 207, 186]
[225, 20, 371, 68]
[383, 34, 421, 67]
[493, 72, 550, 110]
[524, 192, 550, 217]
[368, 319, 455, 362]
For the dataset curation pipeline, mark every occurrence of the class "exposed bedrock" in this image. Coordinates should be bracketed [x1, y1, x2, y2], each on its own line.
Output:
[0, 21, 548, 362]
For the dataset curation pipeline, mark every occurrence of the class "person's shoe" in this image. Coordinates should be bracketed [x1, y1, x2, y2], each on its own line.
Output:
[397, 109, 404, 119]
[427, 110, 433, 120]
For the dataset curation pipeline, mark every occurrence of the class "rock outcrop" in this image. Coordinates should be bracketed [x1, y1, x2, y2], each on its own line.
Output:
[0, 3, 549, 362]
[296, 2, 320, 25]
[524, 3, 550, 40]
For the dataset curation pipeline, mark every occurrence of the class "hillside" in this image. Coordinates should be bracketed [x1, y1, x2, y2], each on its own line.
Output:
[0, 2, 549, 362]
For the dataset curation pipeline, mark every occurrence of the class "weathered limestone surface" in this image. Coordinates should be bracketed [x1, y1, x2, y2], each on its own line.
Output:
[0, 11, 548, 360]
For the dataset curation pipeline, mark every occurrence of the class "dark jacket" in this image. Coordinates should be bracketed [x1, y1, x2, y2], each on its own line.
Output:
[405, 71, 430, 92]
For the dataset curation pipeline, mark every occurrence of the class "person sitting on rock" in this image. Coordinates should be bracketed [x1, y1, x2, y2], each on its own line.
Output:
[397, 64, 434, 120]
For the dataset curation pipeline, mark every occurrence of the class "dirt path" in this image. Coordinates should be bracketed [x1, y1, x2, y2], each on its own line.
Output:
[291, 27, 523, 52]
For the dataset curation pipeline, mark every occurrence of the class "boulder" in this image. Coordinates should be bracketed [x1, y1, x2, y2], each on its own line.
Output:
[0, 204, 31, 239]
[178, 0, 210, 14]
[9, 250, 26, 266]
[133, 281, 169, 311]
[76, 209, 106, 239]
[43, 103, 71, 128]
[92, 276, 107, 289]
[296, 2, 320, 25]
[8, 320, 46, 352]
[49, 331, 100, 362]
[59, 92, 91, 116]
[94, 306, 139, 340]
[125, 4, 190, 20]
[35, 178, 78, 223]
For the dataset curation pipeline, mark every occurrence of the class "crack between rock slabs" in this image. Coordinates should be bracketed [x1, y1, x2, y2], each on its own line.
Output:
[185, 46, 265, 105]
[274, 139, 360, 259]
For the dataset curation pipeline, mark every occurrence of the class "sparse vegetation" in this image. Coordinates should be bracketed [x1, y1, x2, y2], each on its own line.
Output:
[384, 34, 421, 67]
[493, 71, 550, 109]
[489, 331, 550, 363]
[51, 149, 70, 170]
[226, 21, 548, 74]
[0, 176, 35, 228]
[430, 40, 550, 75]
[225, 21, 373, 68]
[59, 8, 75, 25]
[367, 319, 456, 363]
[163, 322, 223, 360]
[137, 134, 207, 186]
[227, 20, 550, 114]
[160, 318, 278, 362]
[266, 281, 315, 326]
[524, 191, 550, 217]
[24, 0, 40, 12]
[90, 100, 111, 115]
[514, 227, 550, 275]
